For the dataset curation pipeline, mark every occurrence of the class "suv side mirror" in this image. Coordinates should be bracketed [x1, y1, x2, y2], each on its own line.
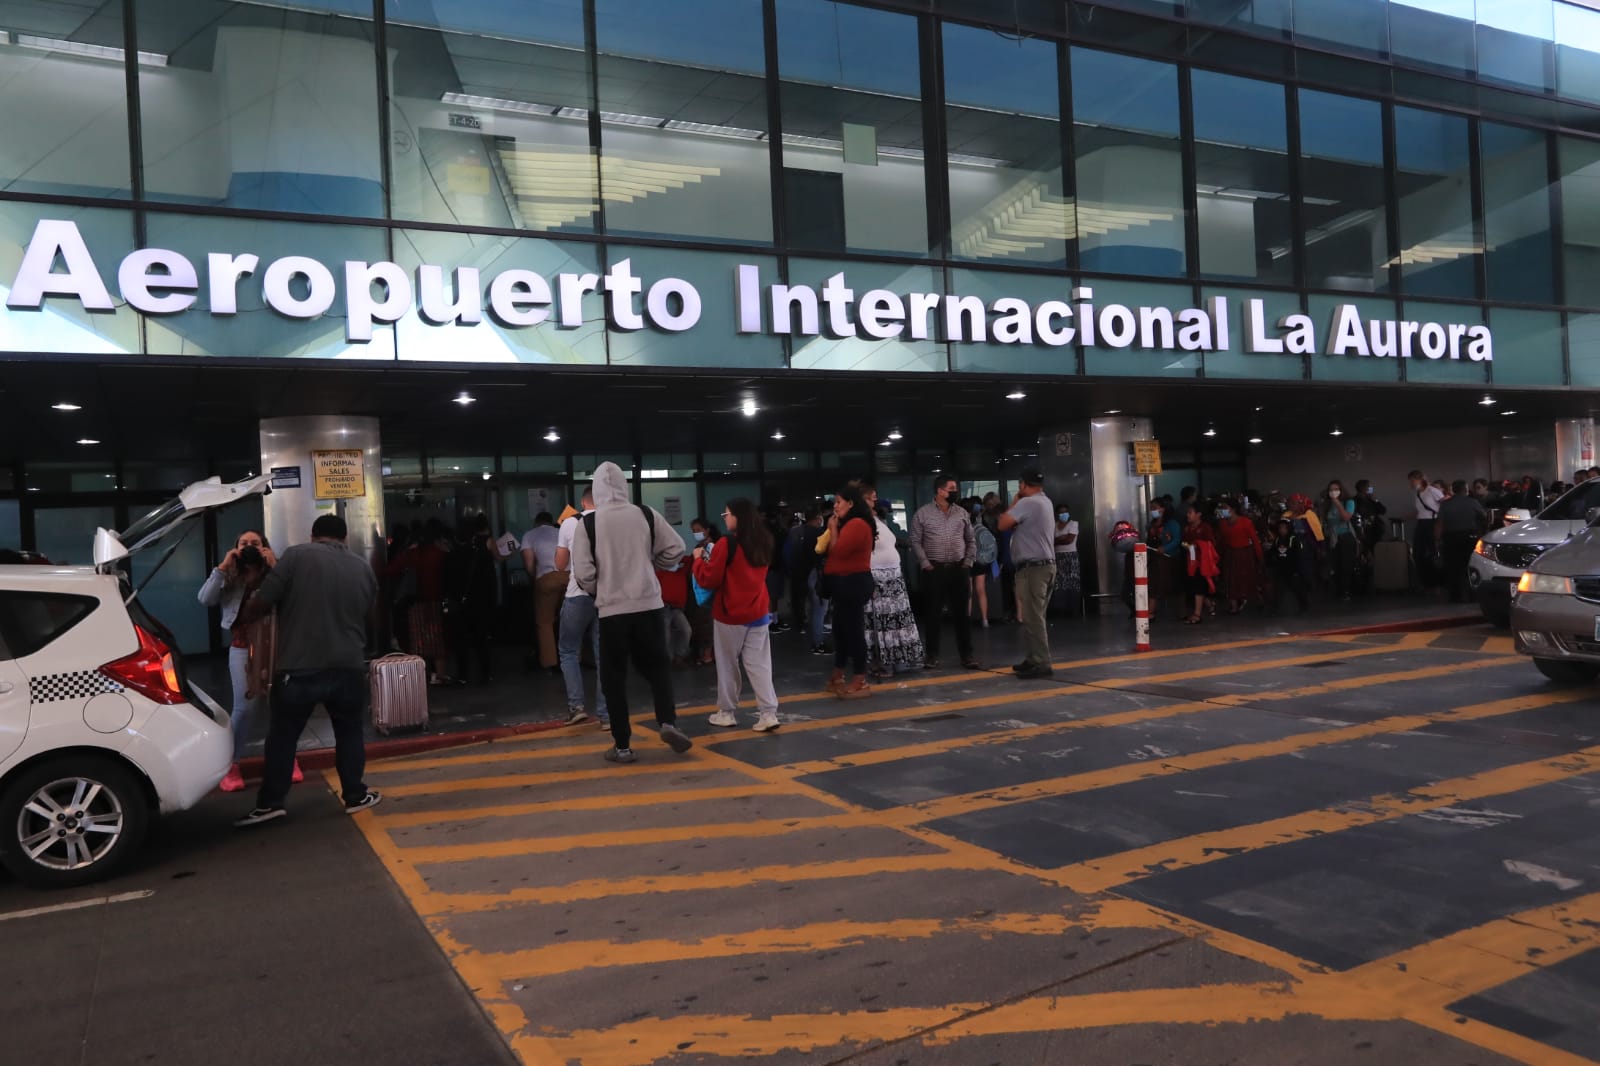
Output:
[1587, 507, 1600, 528]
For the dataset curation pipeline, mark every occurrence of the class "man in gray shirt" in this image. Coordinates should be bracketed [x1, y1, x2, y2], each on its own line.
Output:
[998, 470, 1056, 679]
[235, 513, 382, 826]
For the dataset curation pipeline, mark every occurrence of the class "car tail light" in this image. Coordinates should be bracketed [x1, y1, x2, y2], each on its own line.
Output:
[101, 624, 186, 705]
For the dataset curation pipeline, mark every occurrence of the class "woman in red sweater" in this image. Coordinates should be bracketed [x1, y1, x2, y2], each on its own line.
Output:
[1216, 496, 1263, 615]
[823, 485, 877, 698]
[692, 498, 781, 732]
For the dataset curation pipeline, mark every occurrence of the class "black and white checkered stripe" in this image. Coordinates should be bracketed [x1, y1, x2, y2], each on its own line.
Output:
[28, 671, 125, 704]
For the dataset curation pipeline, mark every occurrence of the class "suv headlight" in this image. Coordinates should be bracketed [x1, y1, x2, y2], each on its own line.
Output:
[1517, 572, 1573, 595]
[1474, 539, 1488, 557]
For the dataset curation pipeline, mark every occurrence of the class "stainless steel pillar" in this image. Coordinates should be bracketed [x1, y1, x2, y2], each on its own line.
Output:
[258, 415, 385, 566]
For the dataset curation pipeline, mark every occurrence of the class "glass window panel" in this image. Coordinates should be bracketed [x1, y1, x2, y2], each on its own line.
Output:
[1401, 300, 1488, 383]
[1476, 0, 1553, 92]
[933, 0, 1067, 36]
[1298, 90, 1389, 292]
[31, 505, 115, 565]
[1569, 311, 1600, 385]
[640, 453, 698, 477]
[605, 246, 784, 368]
[943, 25, 1064, 269]
[1071, 48, 1186, 278]
[121, 460, 205, 492]
[1292, 0, 1388, 56]
[1307, 293, 1401, 381]
[139, 213, 393, 360]
[385, 1, 593, 233]
[25, 463, 118, 493]
[777, 0, 928, 257]
[1393, 106, 1477, 299]
[393, 227, 606, 365]
[1080, 278, 1200, 378]
[0, 204, 141, 356]
[1191, 71, 1293, 285]
[947, 268, 1077, 376]
[0, 1, 131, 198]
[0, 500, 19, 550]
[1201, 287, 1306, 380]
[1186, 0, 1293, 37]
[786, 258, 945, 372]
[594, 0, 771, 245]
[136, 0, 383, 217]
[502, 455, 570, 475]
[129, 524, 209, 653]
[1481, 122, 1554, 304]
[1560, 135, 1600, 309]
[1555, 3, 1600, 105]
[1487, 308, 1562, 386]
[1389, 0, 1475, 74]
[763, 451, 811, 471]
[701, 452, 755, 475]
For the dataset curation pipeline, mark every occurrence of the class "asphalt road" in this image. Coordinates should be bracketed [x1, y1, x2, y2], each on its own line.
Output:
[4, 624, 1598, 1066]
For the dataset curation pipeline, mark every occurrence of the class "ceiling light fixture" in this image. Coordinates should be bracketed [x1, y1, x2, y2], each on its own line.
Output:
[1202, 427, 1217, 437]
[1104, 409, 1122, 415]
[887, 429, 902, 440]
[51, 402, 81, 412]
[771, 429, 785, 440]
[1330, 427, 1344, 437]
[1248, 436, 1263, 445]
[1479, 395, 1497, 406]
[14, 33, 167, 67]
[741, 398, 759, 417]
[76, 438, 99, 445]
[453, 392, 476, 406]
[1500, 410, 1518, 416]
[544, 430, 560, 442]
[1006, 390, 1026, 400]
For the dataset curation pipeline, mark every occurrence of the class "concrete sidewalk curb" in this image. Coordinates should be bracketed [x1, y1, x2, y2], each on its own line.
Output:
[234, 610, 1488, 781]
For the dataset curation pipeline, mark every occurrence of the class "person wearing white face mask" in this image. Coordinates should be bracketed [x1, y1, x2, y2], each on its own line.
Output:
[1050, 503, 1081, 616]
[1322, 479, 1359, 601]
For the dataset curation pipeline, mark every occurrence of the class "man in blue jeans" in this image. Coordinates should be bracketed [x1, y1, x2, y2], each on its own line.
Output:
[234, 513, 382, 827]
[556, 489, 608, 727]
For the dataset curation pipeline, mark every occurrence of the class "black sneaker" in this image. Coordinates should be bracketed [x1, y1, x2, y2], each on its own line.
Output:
[923, 657, 940, 670]
[659, 723, 694, 753]
[345, 790, 383, 814]
[565, 706, 592, 725]
[1015, 664, 1055, 680]
[811, 643, 831, 656]
[604, 747, 638, 764]
[1012, 660, 1034, 673]
[234, 806, 286, 828]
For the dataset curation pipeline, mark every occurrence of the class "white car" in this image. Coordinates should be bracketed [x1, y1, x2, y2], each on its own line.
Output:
[0, 475, 268, 888]
[1469, 481, 1600, 628]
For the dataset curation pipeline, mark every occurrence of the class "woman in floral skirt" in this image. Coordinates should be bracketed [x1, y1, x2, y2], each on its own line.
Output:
[860, 482, 924, 680]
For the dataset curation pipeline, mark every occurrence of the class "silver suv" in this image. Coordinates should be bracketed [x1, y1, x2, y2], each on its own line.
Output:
[1470, 481, 1600, 627]
[1510, 508, 1600, 684]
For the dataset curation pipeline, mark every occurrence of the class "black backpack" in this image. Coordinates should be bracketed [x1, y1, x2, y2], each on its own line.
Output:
[582, 503, 655, 574]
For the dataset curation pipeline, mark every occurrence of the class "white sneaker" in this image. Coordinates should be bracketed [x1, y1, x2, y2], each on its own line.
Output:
[752, 713, 781, 732]
[708, 710, 739, 728]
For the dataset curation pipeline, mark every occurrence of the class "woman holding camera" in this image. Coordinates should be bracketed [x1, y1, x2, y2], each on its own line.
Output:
[198, 529, 302, 792]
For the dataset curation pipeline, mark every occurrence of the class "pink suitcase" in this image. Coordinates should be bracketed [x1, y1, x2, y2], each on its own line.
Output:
[370, 653, 429, 734]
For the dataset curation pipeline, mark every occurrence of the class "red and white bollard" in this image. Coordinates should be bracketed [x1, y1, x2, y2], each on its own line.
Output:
[1133, 542, 1151, 653]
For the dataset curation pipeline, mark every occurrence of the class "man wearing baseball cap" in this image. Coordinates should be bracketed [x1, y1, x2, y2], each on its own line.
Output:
[997, 470, 1057, 679]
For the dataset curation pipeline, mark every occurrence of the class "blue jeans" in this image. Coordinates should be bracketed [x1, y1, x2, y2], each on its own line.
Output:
[226, 642, 267, 764]
[807, 570, 827, 645]
[558, 594, 607, 721]
[259, 668, 367, 809]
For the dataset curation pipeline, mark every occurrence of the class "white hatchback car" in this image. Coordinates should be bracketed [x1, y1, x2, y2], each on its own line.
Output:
[1469, 481, 1600, 627]
[0, 475, 268, 888]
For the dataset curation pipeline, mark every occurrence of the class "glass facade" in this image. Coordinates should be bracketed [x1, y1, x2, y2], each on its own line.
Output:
[0, 0, 1597, 387]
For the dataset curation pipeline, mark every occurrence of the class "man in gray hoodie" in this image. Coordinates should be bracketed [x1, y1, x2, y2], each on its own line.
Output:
[571, 461, 693, 762]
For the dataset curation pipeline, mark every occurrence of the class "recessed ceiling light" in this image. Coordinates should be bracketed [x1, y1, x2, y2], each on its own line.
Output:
[771, 429, 785, 440]
[544, 430, 560, 442]
[741, 398, 758, 417]
[1330, 428, 1344, 437]
[451, 465, 460, 471]
[76, 438, 99, 445]
[51, 403, 81, 412]
[1006, 390, 1026, 400]
[1104, 409, 1122, 415]
[1500, 410, 1518, 416]
[1479, 395, 1497, 406]
[887, 429, 902, 440]
[481, 472, 491, 481]
[879, 440, 893, 447]
[453, 392, 476, 406]
[1248, 436, 1263, 445]
[1203, 427, 1217, 437]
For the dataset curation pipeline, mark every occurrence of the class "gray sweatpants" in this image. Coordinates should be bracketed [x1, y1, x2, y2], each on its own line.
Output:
[712, 619, 779, 716]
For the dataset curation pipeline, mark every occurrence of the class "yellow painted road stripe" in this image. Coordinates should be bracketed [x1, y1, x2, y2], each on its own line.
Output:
[422, 854, 1005, 913]
[372, 784, 796, 829]
[376, 757, 732, 798]
[402, 811, 882, 865]
[895, 656, 1522, 826]
[1055, 729, 1600, 893]
[476, 911, 1121, 981]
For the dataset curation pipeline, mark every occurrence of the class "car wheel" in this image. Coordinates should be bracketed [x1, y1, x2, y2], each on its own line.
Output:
[1533, 659, 1600, 686]
[0, 757, 150, 890]
[1483, 607, 1510, 629]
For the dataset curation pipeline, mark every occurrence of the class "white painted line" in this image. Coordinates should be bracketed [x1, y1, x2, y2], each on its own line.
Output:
[0, 889, 154, 923]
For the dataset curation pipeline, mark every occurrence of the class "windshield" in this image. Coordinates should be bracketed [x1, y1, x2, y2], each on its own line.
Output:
[1539, 481, 1600, 522]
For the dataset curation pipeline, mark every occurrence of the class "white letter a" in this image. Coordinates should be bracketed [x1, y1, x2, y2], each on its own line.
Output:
[7, 219, 115, 310]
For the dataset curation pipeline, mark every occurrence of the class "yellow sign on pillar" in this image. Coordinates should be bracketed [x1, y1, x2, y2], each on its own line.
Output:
[312, 449, 366, 500]
[1132, 440, 1163, 476]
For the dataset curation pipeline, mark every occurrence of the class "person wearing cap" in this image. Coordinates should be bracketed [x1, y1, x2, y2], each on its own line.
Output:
[997, 471, 1056, 679]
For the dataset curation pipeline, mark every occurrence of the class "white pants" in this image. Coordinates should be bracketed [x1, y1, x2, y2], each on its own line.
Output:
[227, 643, 267, 764]
[712, 620, 779, 716]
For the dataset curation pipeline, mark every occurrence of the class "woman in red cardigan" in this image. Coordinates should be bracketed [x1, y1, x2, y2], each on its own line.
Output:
[1216, 496, 1263, 615]
[823, 485, 877, 698]
[692, 498, 781, 732]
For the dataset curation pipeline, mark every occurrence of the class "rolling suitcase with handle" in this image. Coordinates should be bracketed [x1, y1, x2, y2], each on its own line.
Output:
[370, 653, 429, 734]
[1372, 540, 1412, 593]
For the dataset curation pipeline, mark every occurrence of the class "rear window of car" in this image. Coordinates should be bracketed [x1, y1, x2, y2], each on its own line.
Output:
[1539, 481, 1600, 522]
[0, 592, 99, 661]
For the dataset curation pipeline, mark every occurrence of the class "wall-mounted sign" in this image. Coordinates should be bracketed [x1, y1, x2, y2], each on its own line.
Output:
[663, 495, 683, 525]
[2, 219, 1496, 365]
[1132, 440, 1163, 476]
[269, 466, 301, 489]
[312, 449, 365, 500]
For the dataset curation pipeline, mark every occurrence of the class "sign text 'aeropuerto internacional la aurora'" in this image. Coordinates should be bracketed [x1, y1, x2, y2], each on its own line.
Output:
[5, 219, 1494, 363]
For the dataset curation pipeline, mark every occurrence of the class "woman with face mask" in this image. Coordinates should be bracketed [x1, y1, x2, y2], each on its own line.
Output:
[687, 517, 722, 666]
[1216, 497, 1263, 615]
[1322, 480, 1358, 601]
[1050, 504, 1081, 616]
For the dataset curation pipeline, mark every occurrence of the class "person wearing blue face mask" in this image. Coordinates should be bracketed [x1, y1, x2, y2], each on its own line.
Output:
[1050, 503, 1081, 615]
[1146, 500, 1184, 618]
[1216, 495, 1263, 615]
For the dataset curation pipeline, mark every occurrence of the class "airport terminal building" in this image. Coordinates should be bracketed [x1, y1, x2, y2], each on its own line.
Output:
[3, 0, 1600, 648]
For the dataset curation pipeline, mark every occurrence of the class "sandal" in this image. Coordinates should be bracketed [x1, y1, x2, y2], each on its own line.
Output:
[1183, 616, 1203, 624]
